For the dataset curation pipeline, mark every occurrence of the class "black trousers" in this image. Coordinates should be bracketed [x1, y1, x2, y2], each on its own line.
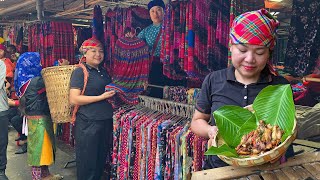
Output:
[75, 116, 113, 180]
[0, 113, 9, 171]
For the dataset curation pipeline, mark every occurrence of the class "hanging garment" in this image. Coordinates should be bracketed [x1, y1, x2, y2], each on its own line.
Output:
[28, 21, 75, 67]
[105, 36, 150, 108]
[92, 5, 104, 44]
[284, 0, 320, 76]
[111, 106, 207, 180]
[104, 7, 152, 74]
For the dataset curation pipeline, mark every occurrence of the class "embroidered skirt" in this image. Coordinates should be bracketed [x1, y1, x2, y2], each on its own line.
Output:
[27, 115, 55, 166]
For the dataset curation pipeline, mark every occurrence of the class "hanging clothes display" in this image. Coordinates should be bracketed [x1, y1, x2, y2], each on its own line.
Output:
[104, 6, 151, 74]
[105, 35, 150, 108]
[284, 0, 320, 76]
[161, 0, 231, 83]
[28, 21, 75, 67]
[111, 105, 207, 180]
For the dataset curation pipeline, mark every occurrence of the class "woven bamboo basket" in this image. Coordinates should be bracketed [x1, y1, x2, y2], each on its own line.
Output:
[217, 119, 297, 167]
[41, 65, 78, 123]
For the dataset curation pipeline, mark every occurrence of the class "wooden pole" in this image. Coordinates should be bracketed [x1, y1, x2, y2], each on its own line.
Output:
[36, 0, 44, 20]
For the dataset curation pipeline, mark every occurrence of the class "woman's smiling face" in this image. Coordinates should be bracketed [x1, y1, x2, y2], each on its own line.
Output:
[231, 44, 270, 83]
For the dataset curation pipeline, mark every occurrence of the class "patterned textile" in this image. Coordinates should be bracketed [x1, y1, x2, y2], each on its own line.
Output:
[163, 86, 188, 103]
[160, 0, 230, 82]
[187, 88, 201, 105]
[79, 37, 102, 54]
[31, 166, 50, 180]
[104, 7, 151, 74]
[163, 86, 200, 105]
[284, 0, 320, 76]
[14, 52, 42, 98]
[111, 106, 207, 180]
[228, 0, 267, 65]
[138, 24, 162, 57]
[27, 115, 55, 166]
[28, 21, 75, 67]
[230, 9, 279, 50]
[105, 36, 150, 108]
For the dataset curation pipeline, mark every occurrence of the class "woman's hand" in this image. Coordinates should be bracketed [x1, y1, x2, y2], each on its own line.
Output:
[207, 126, 218, 147]
[8, 98, 16, 106]
[100, 90, 116, 99]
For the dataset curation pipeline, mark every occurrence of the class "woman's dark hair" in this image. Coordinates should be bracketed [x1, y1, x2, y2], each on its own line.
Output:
[6, 44, 17, 53]
[124, 27, 133, 35]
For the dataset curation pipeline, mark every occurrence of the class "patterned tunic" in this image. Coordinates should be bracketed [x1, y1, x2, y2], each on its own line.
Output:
[138, 24, 162, 57]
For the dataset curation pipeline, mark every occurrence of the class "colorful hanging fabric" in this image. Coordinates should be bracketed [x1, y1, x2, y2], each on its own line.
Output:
[160, 0, 231, 83]
[111, 106, 207, 180]
[105, 36, 150, 109]
[104, 6, 151, 74]
[28, 21, 75, 67]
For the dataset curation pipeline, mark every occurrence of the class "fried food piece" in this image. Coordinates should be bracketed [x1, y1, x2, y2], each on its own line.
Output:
[236, 120, 283, 156]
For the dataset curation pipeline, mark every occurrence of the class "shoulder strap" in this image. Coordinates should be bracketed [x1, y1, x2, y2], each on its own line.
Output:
[151, 28, 162, 58]
[71, 63, 89, 124]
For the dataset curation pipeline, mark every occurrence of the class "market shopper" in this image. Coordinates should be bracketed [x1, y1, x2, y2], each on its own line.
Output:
[0, 60, 9, 180]
[0, 44, 15, 81]
[14, 52, 63, 180]
[69, 38, 115, 180]
[191, 9, 294, 169]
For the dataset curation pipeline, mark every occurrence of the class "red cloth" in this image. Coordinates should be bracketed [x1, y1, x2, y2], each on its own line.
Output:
[3, 58, 14, 78]
[79, 37, 102, 53]
[230, 9, 279, 50]
[0, 44, 6, 51]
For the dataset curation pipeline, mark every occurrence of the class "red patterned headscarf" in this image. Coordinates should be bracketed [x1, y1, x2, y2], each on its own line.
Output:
[79, 38, 103, 63]
[230, 9, 279, 50]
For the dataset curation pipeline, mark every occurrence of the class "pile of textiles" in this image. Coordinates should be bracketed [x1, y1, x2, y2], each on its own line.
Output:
[111, 106, 207, 180]
[105, 36, 150, 108]
[163, 86, 200, 105]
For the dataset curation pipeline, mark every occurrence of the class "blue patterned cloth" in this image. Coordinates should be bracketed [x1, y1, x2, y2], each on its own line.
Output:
[138, 24, 162, 57]
[14, 52, 42, 97]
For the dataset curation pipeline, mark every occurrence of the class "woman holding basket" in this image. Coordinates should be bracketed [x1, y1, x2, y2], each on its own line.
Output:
[191, 9, 294, 169]
[14, 52, 63, 180]
[69, 38, 115, 180]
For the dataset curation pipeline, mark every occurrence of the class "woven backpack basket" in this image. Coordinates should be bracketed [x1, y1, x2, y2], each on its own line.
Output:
[41, 65, 78, 123]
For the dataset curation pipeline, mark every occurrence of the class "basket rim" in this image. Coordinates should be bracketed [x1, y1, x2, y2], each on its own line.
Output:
[41, 65, 78, 71]
[218, 119, 297, 161]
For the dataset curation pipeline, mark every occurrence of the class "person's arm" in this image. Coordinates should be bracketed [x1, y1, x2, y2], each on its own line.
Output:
[191, 110, 212, 139]
[69, 68, 115, 106]
[190, 73, 218, 140]
[69, 89, 115, 106]
[0, 62, 6, 88]
[8, 98, 19, 107]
